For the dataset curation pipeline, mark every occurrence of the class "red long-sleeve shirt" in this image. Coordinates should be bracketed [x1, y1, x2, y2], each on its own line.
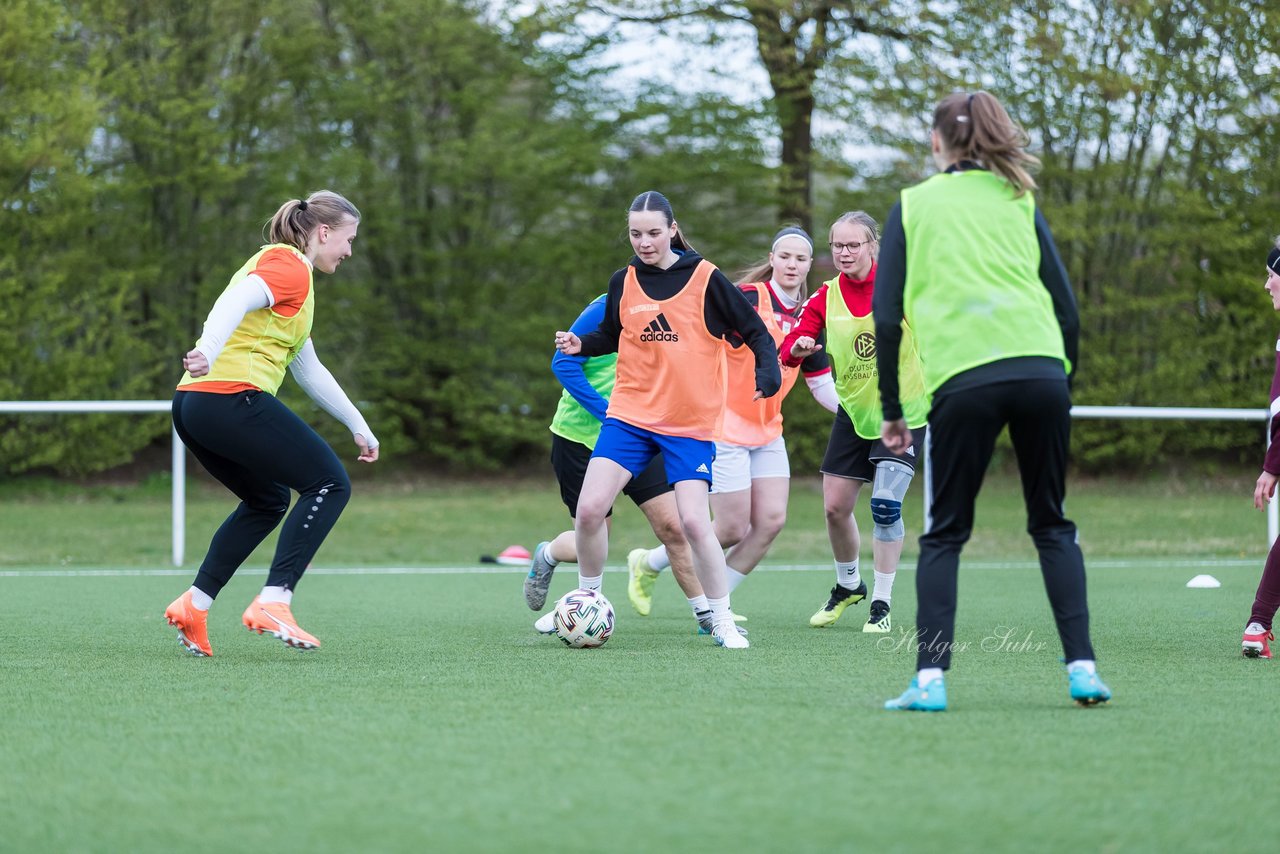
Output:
[780, 265, 877, 367]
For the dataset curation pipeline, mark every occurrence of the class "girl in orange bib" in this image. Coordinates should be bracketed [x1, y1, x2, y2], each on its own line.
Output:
[554, 191, 781, 649]
[626, 226, 839, 615]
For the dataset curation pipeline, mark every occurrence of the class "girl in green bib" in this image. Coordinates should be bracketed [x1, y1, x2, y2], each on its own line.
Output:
[780, 212, 929, 633]
[874, 91, 1110, 711]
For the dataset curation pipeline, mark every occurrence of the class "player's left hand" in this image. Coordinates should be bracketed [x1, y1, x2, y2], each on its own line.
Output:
[356, 434, 379, 463]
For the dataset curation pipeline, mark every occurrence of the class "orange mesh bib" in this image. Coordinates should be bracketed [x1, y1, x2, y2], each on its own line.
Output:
[607, 261, 727, 440]
[720, 284, 797, 446]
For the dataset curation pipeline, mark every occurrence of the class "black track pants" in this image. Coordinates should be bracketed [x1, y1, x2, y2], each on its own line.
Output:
[913, 378, 1095, 671]
[172, 390, 351, 598]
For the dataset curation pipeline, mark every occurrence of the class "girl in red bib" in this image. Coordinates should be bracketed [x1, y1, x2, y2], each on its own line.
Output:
[554, 191, 781, 649]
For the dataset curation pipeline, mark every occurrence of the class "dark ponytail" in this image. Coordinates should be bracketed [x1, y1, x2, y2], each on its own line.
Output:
[933, 91, 1039, 196]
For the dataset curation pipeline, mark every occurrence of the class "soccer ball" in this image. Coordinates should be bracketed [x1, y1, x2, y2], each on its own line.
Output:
[552, 588, 615, 648]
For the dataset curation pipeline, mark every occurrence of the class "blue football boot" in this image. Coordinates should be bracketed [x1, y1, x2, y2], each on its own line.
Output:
[1067, 665, 1112, 707]
[884, 675, 947, 712]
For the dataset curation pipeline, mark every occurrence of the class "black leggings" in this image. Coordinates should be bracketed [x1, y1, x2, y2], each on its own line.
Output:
[914, 377, 1095, 671]
[172, 390, 351, 598]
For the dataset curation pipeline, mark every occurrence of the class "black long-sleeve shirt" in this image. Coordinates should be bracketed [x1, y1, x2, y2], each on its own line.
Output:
[578, 251, 782, 398]
[873, 168, 1080, 420]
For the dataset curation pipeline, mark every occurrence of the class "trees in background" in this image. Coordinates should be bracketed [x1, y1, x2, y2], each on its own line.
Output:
[583, 0, 1280, 471]
[586, 0, 919, 235]
[864, 0, 1280, 466]
[0, 0, 772, 475]
[3, 0, 1278, 476]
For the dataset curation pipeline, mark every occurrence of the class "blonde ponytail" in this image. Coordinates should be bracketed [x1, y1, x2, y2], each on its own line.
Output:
[265, 190, 361, 251]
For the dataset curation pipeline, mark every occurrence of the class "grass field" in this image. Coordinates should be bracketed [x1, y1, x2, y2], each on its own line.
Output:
[3, 471, 1279, 851]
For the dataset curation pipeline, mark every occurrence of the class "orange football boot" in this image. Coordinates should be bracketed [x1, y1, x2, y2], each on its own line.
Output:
[242, 597, 321, 650]
[164, 591, 212, 657]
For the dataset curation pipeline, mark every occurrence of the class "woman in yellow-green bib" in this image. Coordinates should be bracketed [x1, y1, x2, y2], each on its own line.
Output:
[874, 92, 1109, 711]
[163, 191, 378, 658]
[780, 212, 929, 635]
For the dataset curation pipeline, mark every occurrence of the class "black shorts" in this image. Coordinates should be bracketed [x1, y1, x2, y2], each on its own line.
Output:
[820, 407, 926, 482]
[550, 434, 673, 517]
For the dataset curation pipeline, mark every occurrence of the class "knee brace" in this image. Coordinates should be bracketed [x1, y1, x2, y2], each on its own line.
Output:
[870, 497, 904, 542]
[871, 461, 913, 543]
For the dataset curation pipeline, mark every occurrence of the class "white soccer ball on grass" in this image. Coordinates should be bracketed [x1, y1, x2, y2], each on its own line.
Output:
[552, 588, 615, 648]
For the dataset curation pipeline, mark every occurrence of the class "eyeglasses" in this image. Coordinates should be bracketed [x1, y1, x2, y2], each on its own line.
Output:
[830, 241, 870, 253]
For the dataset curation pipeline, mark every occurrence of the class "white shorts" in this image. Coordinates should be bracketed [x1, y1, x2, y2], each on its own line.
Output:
[711, 435, 790, 494]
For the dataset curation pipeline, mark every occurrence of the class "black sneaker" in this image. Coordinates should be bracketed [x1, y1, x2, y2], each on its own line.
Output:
[862, 599, 891, 633]
[809, 581, 867, 627]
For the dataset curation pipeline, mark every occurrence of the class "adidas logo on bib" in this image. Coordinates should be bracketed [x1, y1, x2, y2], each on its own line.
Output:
[639, 313, 680, 343]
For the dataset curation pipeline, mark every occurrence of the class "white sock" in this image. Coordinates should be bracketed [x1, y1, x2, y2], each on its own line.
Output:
[578, 573, 602, 592]
[836, 560, 861, 590]
[188, 587, 212, 611]
[259, 585, 292, 605]
[648, 546, 670, 572]
[872, 570, 894, 604]
[544, 550, 560, 567]
[707, 595, 732, 622]
[726, 567, 748, 593]
[687, 594, 710, 616]
[1066, 659, 1096, 674]
[918, 667, 944, 685]
[1246, 621, 1266, 635]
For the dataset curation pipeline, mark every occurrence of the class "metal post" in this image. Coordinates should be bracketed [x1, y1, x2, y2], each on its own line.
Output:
[171, 424, 185, 566]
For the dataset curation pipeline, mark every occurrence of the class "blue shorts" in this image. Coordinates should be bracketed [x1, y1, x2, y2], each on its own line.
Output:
[592, 418, 715, 485]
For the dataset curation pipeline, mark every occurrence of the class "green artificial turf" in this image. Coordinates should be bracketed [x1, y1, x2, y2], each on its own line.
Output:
[2, 473, 1277, 851]
[2, 564, 1277, 852]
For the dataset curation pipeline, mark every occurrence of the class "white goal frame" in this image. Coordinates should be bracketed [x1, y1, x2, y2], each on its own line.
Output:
[0, 401, 1275, 566]
[0, 401, 185, 565]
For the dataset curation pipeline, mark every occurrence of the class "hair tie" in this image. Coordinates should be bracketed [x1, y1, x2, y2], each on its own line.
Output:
[298, 199, 308, 211]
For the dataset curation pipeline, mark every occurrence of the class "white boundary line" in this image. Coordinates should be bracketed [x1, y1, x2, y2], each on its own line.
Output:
[0, 558, 1258, 578]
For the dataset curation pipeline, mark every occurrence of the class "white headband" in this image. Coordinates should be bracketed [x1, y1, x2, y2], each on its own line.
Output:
[772, 229, 814, 254]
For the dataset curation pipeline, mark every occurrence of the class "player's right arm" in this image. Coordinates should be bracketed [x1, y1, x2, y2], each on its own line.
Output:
[780, 284, 830, 366]
[573, 270, 626, 358]
[183, 275, 274, 376]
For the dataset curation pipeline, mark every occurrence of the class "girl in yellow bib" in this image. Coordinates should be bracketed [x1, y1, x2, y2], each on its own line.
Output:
[780, 212, 929, 633]
[554, 191, 781, 649]
[163, 191, 378, 658]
